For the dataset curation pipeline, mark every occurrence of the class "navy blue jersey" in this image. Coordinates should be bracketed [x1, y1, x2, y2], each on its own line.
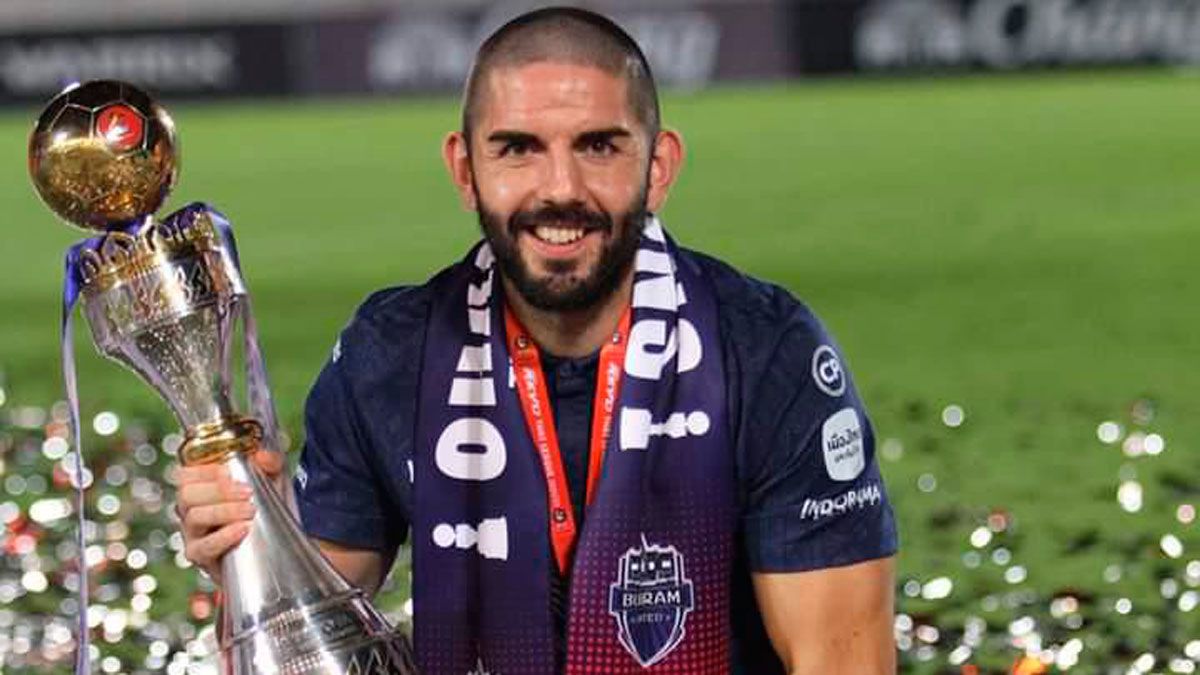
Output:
[294, 248, 898, 673]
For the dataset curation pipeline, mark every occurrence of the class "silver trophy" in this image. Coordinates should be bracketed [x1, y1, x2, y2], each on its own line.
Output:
[29, 80, 417, 674]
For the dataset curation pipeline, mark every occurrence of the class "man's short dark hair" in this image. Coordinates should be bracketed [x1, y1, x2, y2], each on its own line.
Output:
[461, 7, 661, 144]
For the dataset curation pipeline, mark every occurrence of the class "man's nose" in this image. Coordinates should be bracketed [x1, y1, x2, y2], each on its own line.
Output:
[539, 146, 586, 205]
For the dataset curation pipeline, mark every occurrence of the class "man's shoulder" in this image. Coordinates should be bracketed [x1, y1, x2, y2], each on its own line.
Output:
[333, 267, 456, 367]
[353, 283, 434, 332]
[681, 247, 828, 350]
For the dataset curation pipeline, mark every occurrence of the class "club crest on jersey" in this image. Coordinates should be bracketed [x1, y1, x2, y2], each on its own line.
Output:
[608, 535, 694, 667]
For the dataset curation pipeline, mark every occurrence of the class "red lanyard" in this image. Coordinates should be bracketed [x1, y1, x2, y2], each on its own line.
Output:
[504, 305, 631, 574]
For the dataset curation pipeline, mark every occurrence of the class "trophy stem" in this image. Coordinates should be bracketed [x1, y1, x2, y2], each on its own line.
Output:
[214, 451, 416, 674]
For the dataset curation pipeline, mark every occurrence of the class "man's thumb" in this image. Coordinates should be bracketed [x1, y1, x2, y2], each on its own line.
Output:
[251, 449, 286, 477]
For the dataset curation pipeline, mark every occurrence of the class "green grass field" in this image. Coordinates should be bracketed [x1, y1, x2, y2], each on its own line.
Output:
[3, 70, 1199, 670]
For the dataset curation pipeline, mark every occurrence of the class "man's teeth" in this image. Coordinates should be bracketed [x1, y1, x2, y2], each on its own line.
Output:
[533, 225, 585, 245]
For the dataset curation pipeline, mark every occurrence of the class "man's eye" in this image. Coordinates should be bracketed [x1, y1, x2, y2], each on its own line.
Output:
[585, 139, 617, 156]
[500, 142, 531, 157]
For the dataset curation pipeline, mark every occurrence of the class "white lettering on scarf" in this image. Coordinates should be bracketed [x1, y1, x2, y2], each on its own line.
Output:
[619, 409, 711, 451]
[620, 219, 708, 452]
[626, 319, 702, 380]
[435, 248, 508, 483]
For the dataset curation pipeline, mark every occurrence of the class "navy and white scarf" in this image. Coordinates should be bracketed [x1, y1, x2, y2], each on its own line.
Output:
[413, 218, 736, 673]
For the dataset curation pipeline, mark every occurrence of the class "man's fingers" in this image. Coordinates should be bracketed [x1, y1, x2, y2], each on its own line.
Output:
[185, 521, 252, 569]
[176, 478, 252, 514]
[185, 501, 256, 530]
[174, 461, 262, 581]
[174, 463, 229, 484]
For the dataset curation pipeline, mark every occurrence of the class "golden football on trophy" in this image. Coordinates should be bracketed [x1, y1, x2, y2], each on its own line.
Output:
[28, 80, 178, 232]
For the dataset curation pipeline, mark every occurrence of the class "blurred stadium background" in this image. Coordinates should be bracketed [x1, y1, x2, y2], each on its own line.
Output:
[1, 0, 1199, 672]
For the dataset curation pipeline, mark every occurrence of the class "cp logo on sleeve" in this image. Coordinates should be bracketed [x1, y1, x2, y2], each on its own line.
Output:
[811, 345, 846, 397]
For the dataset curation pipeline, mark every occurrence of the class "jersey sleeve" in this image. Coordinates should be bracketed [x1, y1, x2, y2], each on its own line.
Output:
[737, 305, 898, 573]
[293, 336, 408, 553]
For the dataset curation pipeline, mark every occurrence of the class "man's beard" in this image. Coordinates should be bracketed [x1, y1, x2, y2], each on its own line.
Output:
[476, 192, 647, 313]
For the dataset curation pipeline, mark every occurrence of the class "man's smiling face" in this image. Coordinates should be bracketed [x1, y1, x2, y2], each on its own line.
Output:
[466, 62, 652, 312]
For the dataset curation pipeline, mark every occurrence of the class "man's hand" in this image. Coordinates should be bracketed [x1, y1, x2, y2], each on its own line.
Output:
[752, 556, 896, 674]
[175, 450, 285, 584]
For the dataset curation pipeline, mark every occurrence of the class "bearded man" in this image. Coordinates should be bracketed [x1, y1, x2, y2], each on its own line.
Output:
[176, 7, 898, 673]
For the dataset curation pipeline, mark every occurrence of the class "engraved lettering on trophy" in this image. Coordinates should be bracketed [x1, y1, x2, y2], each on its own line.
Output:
[318, 609, 361, 641]
[129, 273, 174, 325]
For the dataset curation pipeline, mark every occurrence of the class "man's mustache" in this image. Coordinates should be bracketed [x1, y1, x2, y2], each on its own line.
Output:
[508, 204, 612, 234]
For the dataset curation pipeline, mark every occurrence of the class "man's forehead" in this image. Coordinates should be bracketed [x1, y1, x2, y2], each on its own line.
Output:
[475, 61, 635, 130]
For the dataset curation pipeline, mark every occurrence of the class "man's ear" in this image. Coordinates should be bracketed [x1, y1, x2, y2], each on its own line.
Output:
[646, 129, 685, 213]
[442, 131, 477, 211]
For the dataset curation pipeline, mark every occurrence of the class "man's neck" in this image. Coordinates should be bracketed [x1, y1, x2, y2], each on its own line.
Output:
[502, 271, 633, 359]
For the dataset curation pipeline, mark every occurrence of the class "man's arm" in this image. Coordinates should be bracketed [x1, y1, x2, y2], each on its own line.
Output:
[314, 539, 395, 597]
[720, 283, 900, 672]
[752, 557, 896, 675]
